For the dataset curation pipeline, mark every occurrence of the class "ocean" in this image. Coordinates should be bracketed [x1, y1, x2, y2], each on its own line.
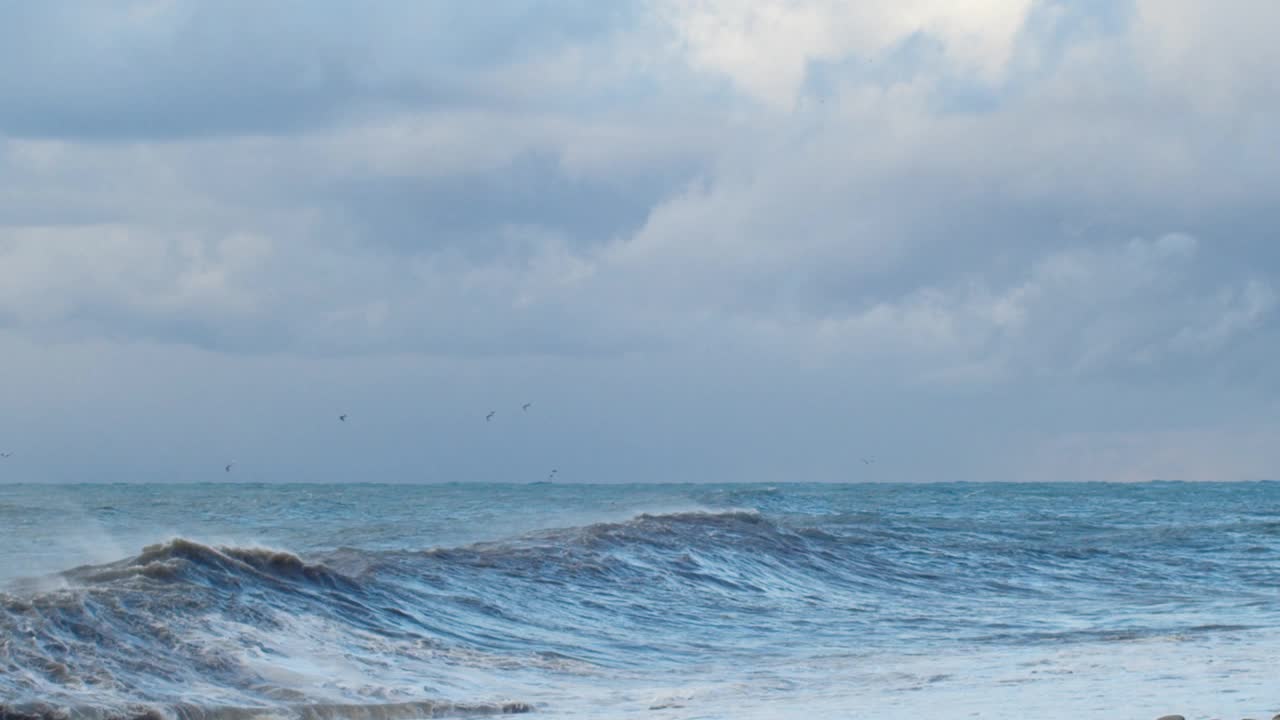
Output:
[1, 482, 1277, 720]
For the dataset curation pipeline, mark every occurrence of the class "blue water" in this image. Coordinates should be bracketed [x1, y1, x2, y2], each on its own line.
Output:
[1, 482, 1278, 719]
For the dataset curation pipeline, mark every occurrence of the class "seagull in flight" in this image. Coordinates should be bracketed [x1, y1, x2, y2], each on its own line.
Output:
[862, 458, 875, 465]
[522, 403, 532, 412]
[339, 414, 347, 422]
[225, 463, 234, 473]
[486, 411, 496, 422]
[0, 452, 11, 459]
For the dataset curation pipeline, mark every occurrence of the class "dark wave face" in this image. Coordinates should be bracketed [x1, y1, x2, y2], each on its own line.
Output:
[2, 483, 1279, 719]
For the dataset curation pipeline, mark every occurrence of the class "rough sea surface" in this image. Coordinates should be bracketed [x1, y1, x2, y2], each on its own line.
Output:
[1, 482, 1277, 720]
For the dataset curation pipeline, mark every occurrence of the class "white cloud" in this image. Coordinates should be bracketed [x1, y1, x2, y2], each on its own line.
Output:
[1132, 0, 1280, 116]
[0, 231, 270, 324]
[1169, 279, 1277, 354]
[660, 0, 1035, 107]
[659, 234, 1276, 384]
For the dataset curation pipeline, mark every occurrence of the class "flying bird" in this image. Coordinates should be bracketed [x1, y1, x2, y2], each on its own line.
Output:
[522, 403, 532, 412]
[486, 411, 496, 422]
[0, 452, 11, 459]
[862, 458, 875, 465]
[225, 463, 234, 473]
[339, 414, 347, 422]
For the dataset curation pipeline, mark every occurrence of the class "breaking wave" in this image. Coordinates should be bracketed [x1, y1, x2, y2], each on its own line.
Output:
[3, 502, 1278, 719]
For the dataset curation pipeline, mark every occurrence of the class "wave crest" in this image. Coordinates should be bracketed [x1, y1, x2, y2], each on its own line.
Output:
[64, 539, 355, 589]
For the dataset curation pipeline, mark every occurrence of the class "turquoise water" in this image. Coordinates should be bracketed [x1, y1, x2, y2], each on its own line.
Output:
[2, 482, 1278, 719]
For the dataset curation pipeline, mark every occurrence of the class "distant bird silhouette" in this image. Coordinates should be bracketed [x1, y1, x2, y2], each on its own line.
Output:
[225, 463, 233, 473]
[0, 452, 11, 459]
[862, 458, 875, 465]
[485, 411, 496, 422]
[522, 403, 532, 412]
[339, 414, 347, 422]
[548, 469, 557, 481]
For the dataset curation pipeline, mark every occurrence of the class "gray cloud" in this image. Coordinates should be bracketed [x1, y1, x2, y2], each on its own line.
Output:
[2, 0, 1279, 483]
[0, 1, 646, 140]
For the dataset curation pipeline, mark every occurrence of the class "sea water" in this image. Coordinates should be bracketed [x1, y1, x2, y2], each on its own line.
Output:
[1, 482, 1277, 719]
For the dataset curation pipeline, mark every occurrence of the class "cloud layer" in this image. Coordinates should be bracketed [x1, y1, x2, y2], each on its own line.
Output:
[2, 1, 1278, 483]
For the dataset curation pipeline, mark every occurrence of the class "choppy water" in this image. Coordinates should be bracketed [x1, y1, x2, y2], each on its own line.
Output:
[1, 482, 1277, 720]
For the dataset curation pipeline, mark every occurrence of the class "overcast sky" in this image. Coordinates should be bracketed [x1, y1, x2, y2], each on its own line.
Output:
[2, 0, 1278, 484]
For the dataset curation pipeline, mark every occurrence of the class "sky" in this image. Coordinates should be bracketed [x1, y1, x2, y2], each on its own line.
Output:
[1, 0, 1278, 484]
